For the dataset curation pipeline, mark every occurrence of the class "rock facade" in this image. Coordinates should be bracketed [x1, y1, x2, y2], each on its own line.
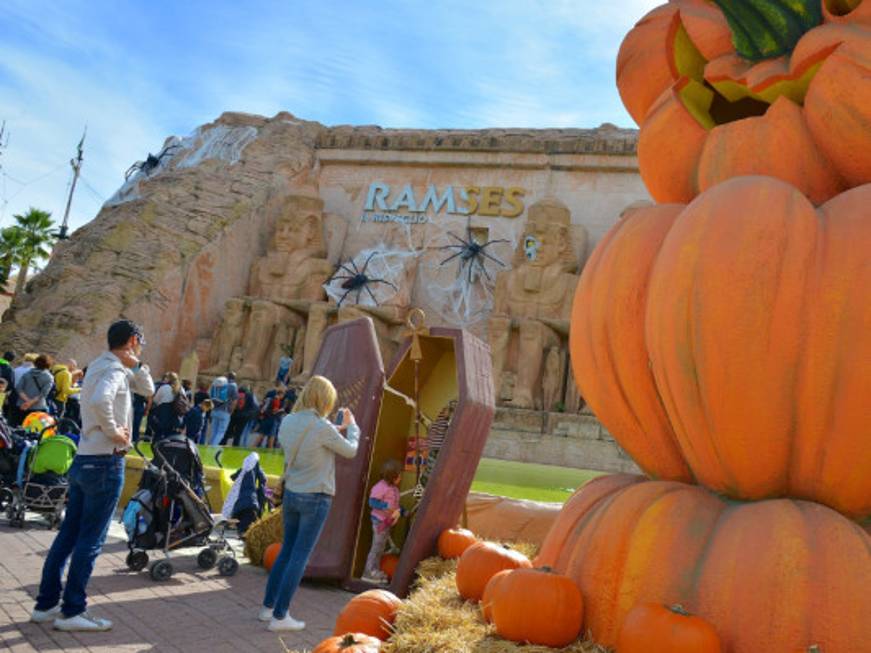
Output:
[0, 111, 646, 472]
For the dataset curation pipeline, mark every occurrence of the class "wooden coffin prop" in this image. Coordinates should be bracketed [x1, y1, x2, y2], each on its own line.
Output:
[303, 316, 495, 597]
[351, 323, 495, 596]
[305, 317, 386, 578]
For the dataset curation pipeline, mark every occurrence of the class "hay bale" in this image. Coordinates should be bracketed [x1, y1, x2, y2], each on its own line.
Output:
[243, 508, 283, 566]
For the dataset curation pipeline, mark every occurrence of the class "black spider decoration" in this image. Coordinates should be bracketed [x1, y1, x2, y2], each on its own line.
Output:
[124, 143, 182, 180]
[328, 251, 399, 307]
[437, 221, 509, 284]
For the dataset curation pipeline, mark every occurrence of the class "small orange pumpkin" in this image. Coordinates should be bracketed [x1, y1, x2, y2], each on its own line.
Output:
[455, 541, 532, 602]
[437, 527, 478, 559]
[480, 569, 511, 623]
[616, 603, 722, 653]
[379, 553, 399, 580]
[490, 567, 584, 648]
[333, 589, 402, 641]
[313, 633, 382, 653]
[263, 542, 281, 571]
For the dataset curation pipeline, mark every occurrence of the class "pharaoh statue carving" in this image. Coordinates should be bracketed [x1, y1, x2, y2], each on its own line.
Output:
[204, 191, 334, 381]
[488, 198, 585, 409]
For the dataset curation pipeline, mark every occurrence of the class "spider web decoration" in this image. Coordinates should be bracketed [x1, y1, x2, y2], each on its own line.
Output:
[105, 124, 259, 207]
[323, 245, 416, 308]
[416, 219, 516, 327]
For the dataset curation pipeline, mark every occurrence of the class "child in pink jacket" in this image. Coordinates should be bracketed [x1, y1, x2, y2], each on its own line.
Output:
[363, 459, 405, 583]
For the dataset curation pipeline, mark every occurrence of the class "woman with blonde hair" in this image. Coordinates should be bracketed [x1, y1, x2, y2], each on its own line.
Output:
[259, 375, 359, 632]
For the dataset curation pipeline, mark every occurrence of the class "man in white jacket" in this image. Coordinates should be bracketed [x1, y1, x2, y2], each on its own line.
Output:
[31, 320, 155, 632]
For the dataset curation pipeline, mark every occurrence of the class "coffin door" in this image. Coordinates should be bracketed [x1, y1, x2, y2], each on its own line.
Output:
[304, 317, 385, 578]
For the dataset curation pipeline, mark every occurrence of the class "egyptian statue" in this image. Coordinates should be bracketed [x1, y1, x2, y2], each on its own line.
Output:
[204, 191, 334, 382]
[488, 198, 586, 409]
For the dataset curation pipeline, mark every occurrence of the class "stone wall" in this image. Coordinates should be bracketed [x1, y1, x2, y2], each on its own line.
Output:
[485, 406, 641, 474]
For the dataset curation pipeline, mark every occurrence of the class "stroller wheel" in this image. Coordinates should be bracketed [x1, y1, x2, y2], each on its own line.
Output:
[150, 559, 174, 581]
[217, 557, 239, 577]
[127, 550, 149, 572]
[11, 515, 24, 528]
[197, 548, 218, 570]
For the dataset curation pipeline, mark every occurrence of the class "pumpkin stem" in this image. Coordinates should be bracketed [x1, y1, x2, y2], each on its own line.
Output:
[711, 0, 822, 61]
[340, 634, 359, 649]
[808, 646, 822, 653]
[668, 603, 692, 617]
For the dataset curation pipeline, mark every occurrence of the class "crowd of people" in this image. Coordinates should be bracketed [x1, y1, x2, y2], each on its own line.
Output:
[137, 371, 300, 449]
[0, 351, 85, 429]
[0, 346, 301, 452]
[22, 319, 363, 636]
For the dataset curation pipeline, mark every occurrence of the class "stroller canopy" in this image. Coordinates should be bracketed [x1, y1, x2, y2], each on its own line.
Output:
[29, 435, 77, 476]
[152, 435, 203, 486]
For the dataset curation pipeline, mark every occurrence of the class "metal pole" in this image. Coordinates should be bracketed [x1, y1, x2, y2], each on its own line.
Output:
[58, 127, 86, 240]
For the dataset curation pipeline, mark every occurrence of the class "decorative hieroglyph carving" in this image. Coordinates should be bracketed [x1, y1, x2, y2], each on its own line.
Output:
[488, 198, 585, 409]
[204, 191, 333, 382]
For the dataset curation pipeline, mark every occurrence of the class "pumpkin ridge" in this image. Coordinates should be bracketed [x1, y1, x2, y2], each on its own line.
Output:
[583, 483, 689, 631]
[647, 204, 728, 490]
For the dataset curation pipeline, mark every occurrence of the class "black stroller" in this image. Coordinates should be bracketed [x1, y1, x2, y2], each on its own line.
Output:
[122, 435, 238, 581]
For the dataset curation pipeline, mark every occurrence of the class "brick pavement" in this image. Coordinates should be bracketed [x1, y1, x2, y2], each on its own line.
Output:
[0, 518, 353, 652]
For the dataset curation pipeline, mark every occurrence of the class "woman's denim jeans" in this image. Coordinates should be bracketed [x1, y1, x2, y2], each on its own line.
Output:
[262, 489, 332, 619]
[35, 455, 125, 617]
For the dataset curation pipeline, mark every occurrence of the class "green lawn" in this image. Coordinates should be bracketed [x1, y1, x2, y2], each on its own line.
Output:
[470, 458, 603, 503]
[131, 444, 598, 504]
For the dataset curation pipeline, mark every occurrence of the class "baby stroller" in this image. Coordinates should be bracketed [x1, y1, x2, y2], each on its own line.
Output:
[122, 435, 238, 581]
[6, 419, 79, 529]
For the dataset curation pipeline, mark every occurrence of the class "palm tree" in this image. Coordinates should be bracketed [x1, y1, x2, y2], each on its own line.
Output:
[11, 207, 56, 296]
[0, 226, 25, 287]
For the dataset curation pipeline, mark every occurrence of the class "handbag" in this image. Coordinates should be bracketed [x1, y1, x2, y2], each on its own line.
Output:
[274, 420, 315, 505]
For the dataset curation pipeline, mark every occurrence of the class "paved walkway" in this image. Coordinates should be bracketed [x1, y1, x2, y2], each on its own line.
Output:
[0, 518, 352, 652]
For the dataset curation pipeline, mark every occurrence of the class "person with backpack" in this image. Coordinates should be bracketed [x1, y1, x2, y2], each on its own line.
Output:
[16, 354, 55, 419]
[208, 373, 238, 446]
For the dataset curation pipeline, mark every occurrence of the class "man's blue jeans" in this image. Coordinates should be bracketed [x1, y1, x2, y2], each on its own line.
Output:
[35, 455, 124, 618]
[262, 490, 332, 619]
[209, 410, 231, 446]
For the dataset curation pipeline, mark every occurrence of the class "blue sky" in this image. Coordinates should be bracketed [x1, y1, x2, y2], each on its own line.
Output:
[0, 0, 657, 233]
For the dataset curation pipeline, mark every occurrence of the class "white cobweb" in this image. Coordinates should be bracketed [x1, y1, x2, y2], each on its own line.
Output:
[105, 124, 259, 207]
[323, 245, 418, 307]
[332, 216, 517, 327]
[416, 217, 516, 327]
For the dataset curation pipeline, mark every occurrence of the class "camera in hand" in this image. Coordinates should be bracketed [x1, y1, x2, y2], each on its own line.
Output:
[334, 409, 344, 426]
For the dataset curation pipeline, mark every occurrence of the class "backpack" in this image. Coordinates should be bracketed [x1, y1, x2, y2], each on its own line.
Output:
[173, 392, 191, 417]
[210, 383, 229, 407]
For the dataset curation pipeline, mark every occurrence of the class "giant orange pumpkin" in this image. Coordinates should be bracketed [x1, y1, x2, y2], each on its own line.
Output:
[333, 590, 402, 641]
[618, 0, 870, 204]
[535, 474, 871, 653]
[571, 177, 871, 518]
